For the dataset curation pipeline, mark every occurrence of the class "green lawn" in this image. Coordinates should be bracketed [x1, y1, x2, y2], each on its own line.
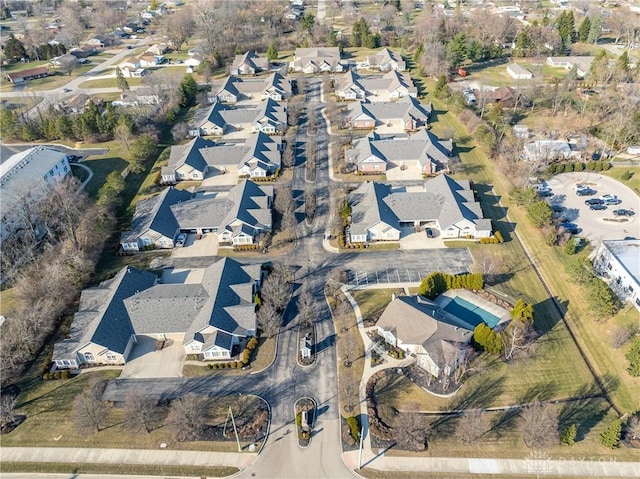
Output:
[601, 166, 640, 195]
[5, 369, 266, 452]
[351, 288, 402, 325]
[0, 287, 17, 316]
[1, 463, 238, 478]
[78, 76, 144, 89]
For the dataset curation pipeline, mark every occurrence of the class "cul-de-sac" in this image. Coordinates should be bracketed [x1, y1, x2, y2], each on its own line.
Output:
[1, 1, 639, 478]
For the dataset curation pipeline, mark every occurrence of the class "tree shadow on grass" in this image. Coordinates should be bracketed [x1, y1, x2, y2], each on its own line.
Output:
[489, 408, 521, 440]
[517, 381, 559, 405]
[473, 183, 515, 242]
[559, 384, 608, 442]
[534, 296, 568, 336]
[449, 374, 505, 411]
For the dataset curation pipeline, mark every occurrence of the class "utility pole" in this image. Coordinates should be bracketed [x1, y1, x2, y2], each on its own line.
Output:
[223, 406, 242, 452]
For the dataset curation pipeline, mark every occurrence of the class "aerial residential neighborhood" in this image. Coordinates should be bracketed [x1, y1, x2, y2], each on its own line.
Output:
[0, 1, 639, 478]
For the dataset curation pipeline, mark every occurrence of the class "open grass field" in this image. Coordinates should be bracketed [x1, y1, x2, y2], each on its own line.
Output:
[372, 374, 638, 460]
[78, 76, 144, 89]
[1, 463, 238, 477]
[418, 76, 640, 413]
[5, 368, 266, 452]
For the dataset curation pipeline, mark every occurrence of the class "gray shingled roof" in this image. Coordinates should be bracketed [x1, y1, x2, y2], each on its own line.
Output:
[198, 132, 281, 171]
[377, 296, 473, 366]
[346, 96, 431, 124]
[171, 196, 234, 230]
[121, 187, 192, 243]
[53, 267, 158, 360]
[184, 257, 260, 343]
[348, 174, 490, 235]
[124, 284, 207, 334]
[165, 137, 217, 173]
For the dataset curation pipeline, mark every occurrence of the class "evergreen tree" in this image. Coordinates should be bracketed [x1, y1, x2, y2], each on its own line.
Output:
[577, 17, 591, 42]
[180, 74, 198, 107]
[4, 34, 27, 61]
[617, 51, 630, 73]
[447, 32, 468, 68]
[434, 74, 449, 99]
[561, 424, 577, 446]
[116, 68, 129, 92]
[413, 43, 424, 62]
[587, 15, 603, 44]
[266, 43, 278, 61]
[625, 337, 640, 377]
[600, 419, 622, 449]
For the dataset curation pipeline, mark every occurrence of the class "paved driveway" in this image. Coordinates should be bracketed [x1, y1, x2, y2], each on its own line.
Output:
[546, 172, 639, 245]
[120, 336, 185, 379]
[386, 163, 422, 181]
[171, 233, 218, 258]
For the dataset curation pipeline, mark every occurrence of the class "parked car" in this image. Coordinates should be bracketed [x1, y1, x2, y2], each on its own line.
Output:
[550, 204, 564, 213]
[67, 154, 82, 162]
[585, 198, 604, 206]
[613, 209, 635, 217]
[604, 198, 621, 205]
[600, 194, 617, 201]
[175, 233, 187, 247]
[590, 204, 607, 211]
[62, 87, 71, 93]
[426, 228, 434, 238]
[559, 222, 579, 234]
[576, 188, 596, 196]
[538, 189, 554, 197]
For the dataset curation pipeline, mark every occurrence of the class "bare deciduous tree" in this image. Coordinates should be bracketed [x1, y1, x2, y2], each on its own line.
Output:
[297, 281, 316, 328]
[261, 272, 291, 312]
[274, 186, 295, 215]
[257, 301, 281, 338]
[519, 402, 559, 448]
[627, 414, 640, 442]
[159, 6, 195, 51]
[339, 369, 359, 414]
[456, 409, 489, 445]
[74, 381, 108, 433]
[167, 394, 209, 442]
[502, 320, 534, 361]
[0, 394, 17, 428]
[611, 325, 635, 349]
[304, 187, 317, 222]
[124, 391, 160, 434]
[393, 412, 430, 451]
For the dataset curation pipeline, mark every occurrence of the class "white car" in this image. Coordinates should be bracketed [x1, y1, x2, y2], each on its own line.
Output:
[600, 194, 617, 201]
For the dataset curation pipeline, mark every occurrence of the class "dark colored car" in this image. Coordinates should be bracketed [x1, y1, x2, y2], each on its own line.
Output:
[426, 228, 434, 238]
[585, 198, 604, 206]
[613, 209, 635, 217]
[538, 190, 554, 197]
[559, 222, 579, 234]
[67, 154, 82, 162]
[590, 204, 607, 211]
[576, 188, 596, 196]
[550, 205, 564, 213]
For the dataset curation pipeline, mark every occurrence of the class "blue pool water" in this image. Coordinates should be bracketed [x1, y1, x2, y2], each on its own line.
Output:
[443, 296, 500, 329]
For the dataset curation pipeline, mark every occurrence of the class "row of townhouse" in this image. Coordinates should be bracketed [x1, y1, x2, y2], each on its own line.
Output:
[211, 72, 292, 104]
[52, 257, 263, 368]
[160, 133, 282, 183]
[346, 174, 493, 243]
[346, 130, 454, 175]
[120, 179, 273, 251]
[188, 98, 287, 137]
[335, 70, 417, 101]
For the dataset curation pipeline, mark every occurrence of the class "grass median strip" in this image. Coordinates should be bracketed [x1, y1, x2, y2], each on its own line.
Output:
[0, 462, 239, 477]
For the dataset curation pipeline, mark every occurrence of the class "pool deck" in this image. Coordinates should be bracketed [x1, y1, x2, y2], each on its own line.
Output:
[435, 289, 512, 328]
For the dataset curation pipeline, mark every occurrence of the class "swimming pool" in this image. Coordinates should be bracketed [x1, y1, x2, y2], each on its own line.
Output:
[443, 296, 500, 329]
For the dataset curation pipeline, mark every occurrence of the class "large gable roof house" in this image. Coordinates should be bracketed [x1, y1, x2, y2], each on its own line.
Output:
[362, 48, 406, 72]
[52, 267, 158, 369]
[376, 295, 473, 378]
[211, 73, 292, 104]
[231, 51, 271, 75]
[335, 70, 417, 101]
[346, 129, 452, 174]
[120, 187, 192, 252]
[160, 136, 217, 183]
[293, 47, 343, 73]
[347, 174, 492, 243]
[343, 96, 432, 131]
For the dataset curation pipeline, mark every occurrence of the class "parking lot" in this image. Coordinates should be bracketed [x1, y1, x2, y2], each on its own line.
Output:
[545, 172, 639, 244]
[343, 248, 472, 286]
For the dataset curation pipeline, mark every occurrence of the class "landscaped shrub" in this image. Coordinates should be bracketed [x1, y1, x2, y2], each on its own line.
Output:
[494, 231, 504, 243]
[473, 323, 503, 354]
[53, 371, 62, 380]
[564, 240, 576, 255]
[626, 337, 640, 377]
[207, 363, 214, 369]
[418, 272, 484, 299]
[621, 170, 633, 180]
[241, 349, 251, 365]
[561, 424, 577, 446]
[42, 373, 51, 380]
[247, 337, 259, 350]
[600, 419, 622, 449]
[347, 416, 361, 443]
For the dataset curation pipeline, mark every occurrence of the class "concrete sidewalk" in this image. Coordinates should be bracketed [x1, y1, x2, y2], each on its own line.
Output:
[0, 447, 256, 470]
[342, 451, 640, 477]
